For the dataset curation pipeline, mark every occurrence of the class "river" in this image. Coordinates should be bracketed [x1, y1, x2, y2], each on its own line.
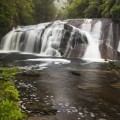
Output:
[0, 52, 120, 120]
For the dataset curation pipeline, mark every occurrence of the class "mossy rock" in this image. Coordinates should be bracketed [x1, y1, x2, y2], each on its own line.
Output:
[108, 61, 120, 71]
[25, 103, 57, 115]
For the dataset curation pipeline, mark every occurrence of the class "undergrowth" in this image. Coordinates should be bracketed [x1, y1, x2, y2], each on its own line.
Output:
[0, 67, 26, 120]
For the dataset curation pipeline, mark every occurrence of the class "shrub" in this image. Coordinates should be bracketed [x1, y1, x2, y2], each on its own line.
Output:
[0, 67, 26, 120]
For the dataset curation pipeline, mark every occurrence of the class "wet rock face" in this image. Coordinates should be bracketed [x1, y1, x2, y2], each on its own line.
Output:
[59, 23, 88, 57]
[58, 24, 73, 56]
[66, 19, 120, 60]
[99, 43, 118, 60]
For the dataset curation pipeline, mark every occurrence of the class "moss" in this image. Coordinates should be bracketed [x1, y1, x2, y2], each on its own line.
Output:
[107, 61, 120, 71]
[107, 61, 120, 78]
[0, 67, 26, 120]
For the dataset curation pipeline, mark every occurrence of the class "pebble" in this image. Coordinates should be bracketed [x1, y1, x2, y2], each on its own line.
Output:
[90, 112, 95, 117]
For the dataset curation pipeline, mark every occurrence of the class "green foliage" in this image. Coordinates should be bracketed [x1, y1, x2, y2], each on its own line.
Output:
[110, 5, 120, 19]
[15, 0, 34, 25]
[108, 61, 120, 71]
[0, 81, 19, 101]
[0, 67, 26, 120]
[0, 0, 16, 38]
[0, 0, 57, 39]
[64, 0, 120, 20]
[66, 0, 89, 18]
[33, 0, 56, 23]
[84, 0, 102, 18]
[0, 99, 25, 120]
[0, 67, 20, 81]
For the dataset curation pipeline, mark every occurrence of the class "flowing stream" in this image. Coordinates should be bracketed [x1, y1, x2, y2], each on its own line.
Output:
[0, 53, 120, 120]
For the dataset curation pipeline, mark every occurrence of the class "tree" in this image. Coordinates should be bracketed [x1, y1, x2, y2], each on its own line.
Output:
[0, 0, 16, 38]
[64, 0, 120, 20]
[0, 0, 57, 40]
[15, 0, 34, 25]
[110, 5, 120, 19]
[66, 0, 89, 18]
[84, 0, 103, 18]
[33, 0, 56, 23]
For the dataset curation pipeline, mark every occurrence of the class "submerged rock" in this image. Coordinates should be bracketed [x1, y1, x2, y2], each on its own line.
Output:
[22, 70, 40, 77]
[67, 68, 81, 76]
[70, 70, 81, 76]
[25, 103, 57, 115]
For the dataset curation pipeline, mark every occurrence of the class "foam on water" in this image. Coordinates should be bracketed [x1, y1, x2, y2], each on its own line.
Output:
[25, 58, 71, 64]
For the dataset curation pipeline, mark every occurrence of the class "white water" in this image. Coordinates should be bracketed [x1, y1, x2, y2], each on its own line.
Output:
[117, 41, 120, 52]
[25, 30, 39, 53]
[81, 20, 102, 60]
[1, 21, 89, 57]
[82, 32, 101, 60]
[2, 29, 15, 50]
[2, 20, 116, 61]
[40, 21, 65, 56]
[26, 58, 71, 64]
[80, 19, 92, 32]
[1, 21, 66, 56]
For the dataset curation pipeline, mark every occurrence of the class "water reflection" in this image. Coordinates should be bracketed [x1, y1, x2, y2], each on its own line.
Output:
[35, 60, 120, 120]
[0, 53, 120, 120]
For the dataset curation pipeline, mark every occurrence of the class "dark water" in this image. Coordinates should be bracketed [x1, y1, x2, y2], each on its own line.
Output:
[0, 52, 120, 120]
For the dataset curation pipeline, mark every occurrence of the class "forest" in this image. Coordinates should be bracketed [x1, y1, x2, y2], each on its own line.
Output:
[65, 0, 120, 20]
[0, 0, 56, 39]
[0, 0, 120, 39]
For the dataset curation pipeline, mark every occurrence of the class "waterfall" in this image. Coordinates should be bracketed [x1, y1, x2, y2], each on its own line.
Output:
[1, 29, 15, 51]
[0, 19, 120, 60]
[81, 20, 102, 60]
[0, 21, 88, 57]
[82, 32, 101, 60]
[40, 21, 65, 56]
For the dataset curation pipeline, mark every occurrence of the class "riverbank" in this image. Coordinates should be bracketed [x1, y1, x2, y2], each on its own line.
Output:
[0, 67, 26, 120]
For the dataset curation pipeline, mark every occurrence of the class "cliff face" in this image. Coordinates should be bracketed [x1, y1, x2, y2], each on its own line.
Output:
[0, 19, 120, 60]
[66, 19, 120, 60]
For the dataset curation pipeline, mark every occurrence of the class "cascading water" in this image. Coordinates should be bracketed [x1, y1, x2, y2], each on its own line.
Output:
[40, 22, 64, 56]
[0, 21, 88, 57]
[0, 19, 120, 60]
[81, 20, 102, 60]
[1, 29, 16, 51]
